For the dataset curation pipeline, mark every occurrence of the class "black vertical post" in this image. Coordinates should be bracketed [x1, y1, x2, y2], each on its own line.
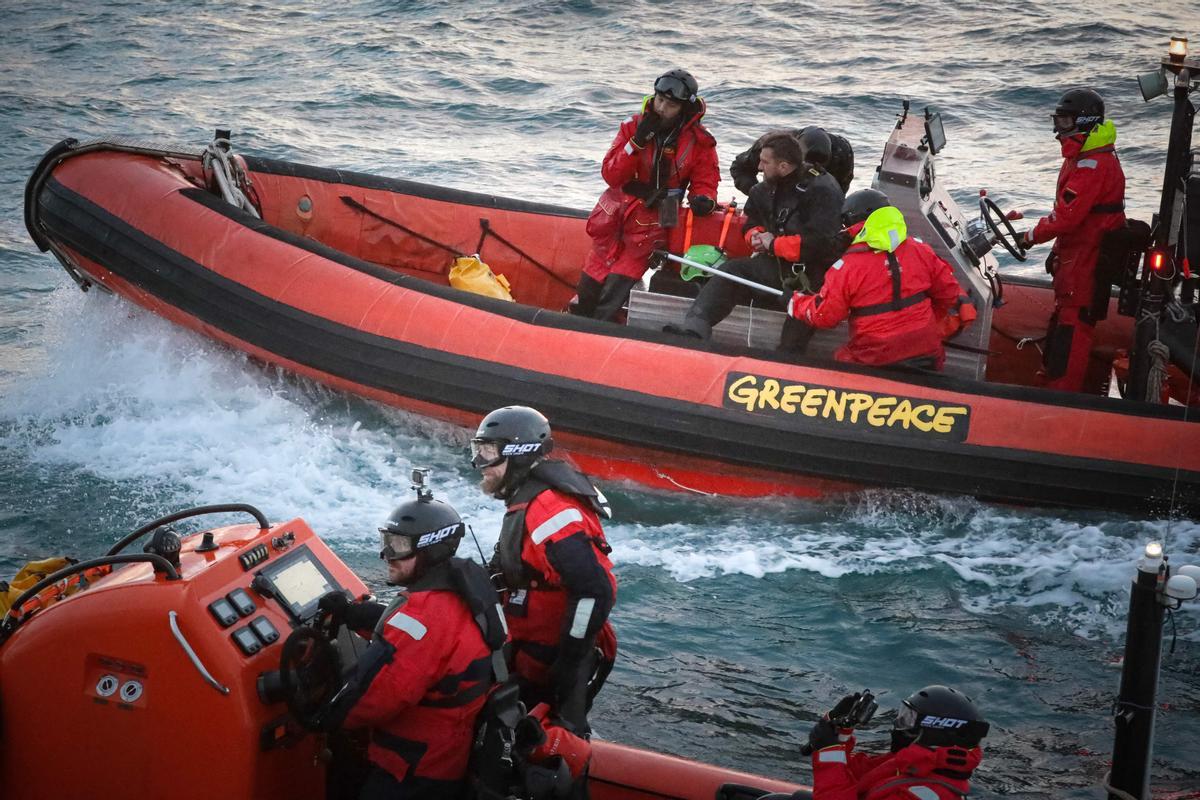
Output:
[1109, 552, 1167, 799]
[1129, 65, 1195, 399]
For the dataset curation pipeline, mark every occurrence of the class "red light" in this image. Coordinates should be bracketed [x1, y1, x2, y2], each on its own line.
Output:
[1150, 251, 1166, 272]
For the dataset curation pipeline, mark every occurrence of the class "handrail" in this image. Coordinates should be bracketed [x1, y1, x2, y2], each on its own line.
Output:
[107, 503, 270, 556]
[0, 554, 180, 646]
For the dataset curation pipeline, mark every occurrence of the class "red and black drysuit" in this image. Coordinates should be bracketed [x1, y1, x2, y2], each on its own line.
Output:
[1027, 125, 1126, 391]
[576, 98, 719, 321]
[676, 164, 844, 351]
[324, 557, 508, 800]
[809, 738, 982, 800]
[788, 227, 962, 368]
[493, 460, 617, 735]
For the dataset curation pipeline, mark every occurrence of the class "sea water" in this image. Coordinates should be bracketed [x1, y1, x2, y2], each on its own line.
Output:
[1, 2, 1197, 795]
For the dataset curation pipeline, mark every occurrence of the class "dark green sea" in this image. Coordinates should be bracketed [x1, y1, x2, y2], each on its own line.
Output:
[1, 2, 1197, 796]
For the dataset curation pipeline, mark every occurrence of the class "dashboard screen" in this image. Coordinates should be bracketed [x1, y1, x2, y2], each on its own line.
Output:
[259, 546, 338, 622]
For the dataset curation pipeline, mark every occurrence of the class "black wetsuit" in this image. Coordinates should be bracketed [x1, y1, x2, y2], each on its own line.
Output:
[730, 127, 855, 195]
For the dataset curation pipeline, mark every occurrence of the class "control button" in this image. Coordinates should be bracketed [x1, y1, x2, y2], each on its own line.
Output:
[227, 588, 256, 617]
[120, 680, 144, 703]
[96, 674, 119, 697]
[208, 598, 239, 627]
[232, 626, 263, 656]
[239, 543, 269, 571]
[249, 616, 279, 645]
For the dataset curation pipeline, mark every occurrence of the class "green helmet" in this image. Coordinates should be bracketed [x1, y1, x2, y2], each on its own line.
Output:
[679, 244, 726, 281]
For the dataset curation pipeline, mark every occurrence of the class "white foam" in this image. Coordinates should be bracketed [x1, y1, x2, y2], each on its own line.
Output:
[5, 289, 1197, 642]
[0, 288, 505, 551]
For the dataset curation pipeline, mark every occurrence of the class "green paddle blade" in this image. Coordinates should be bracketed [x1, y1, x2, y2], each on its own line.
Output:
[680, 244, 726, 281]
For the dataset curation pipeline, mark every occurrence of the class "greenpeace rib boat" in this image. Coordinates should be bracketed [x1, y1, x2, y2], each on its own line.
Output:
[24, 98, 1200, 514]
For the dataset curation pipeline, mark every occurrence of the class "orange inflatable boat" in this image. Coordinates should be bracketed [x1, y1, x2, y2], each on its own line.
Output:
[22, 106, 1200, 514]
[0, 504, 807, 799]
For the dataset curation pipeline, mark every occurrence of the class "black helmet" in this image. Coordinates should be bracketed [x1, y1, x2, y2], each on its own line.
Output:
[471, 406, 554, 497]
[891, 685, 989, 751]
[1052, 88, 1105, 136]
[654, 69, 699, 103]
[379, 496, 464, 576]
[842, 188, 890, 228]
[797, 127, 832, 167]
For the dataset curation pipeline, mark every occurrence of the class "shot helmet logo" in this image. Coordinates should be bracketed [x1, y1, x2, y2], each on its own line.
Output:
[501, 442, 542, 457]
[416, 523, 460, 549]
[921, 716, 968, 729]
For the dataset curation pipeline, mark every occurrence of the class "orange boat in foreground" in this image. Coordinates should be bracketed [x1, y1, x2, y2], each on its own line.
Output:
[0, 505, 807, 799]
[23, 104, 1200, 514]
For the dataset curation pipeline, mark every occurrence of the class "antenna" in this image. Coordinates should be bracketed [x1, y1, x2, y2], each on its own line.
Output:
[467, 523, 489, 566]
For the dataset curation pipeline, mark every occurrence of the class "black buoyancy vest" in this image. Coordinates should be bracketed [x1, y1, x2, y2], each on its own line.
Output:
[495, 460, 611, 591]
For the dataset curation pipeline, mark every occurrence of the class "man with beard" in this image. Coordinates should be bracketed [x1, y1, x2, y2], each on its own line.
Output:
[471, 405, 617, 737]
[573, 68, 720, 321]
[665, 129, 844, 352]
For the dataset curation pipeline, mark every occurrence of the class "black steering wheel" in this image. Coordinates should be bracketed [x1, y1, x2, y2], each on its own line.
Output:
[980, 196, 1028, 262]
[278, 625, 343, 731]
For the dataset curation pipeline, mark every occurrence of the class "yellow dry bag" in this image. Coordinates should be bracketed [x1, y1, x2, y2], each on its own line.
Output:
[448, 255, 514, 301]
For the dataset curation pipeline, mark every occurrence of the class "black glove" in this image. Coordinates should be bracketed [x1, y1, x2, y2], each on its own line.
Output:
[633, 109, 660, 147]
[690, 195, 716, 217]
[807, 717, 840, 753]
[344, 599, 386, 631]
[829, 692, 862, 720]
[318, 590, 349, 619]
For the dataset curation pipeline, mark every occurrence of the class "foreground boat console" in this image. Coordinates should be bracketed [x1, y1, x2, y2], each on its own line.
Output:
[0, 506, 806, 800]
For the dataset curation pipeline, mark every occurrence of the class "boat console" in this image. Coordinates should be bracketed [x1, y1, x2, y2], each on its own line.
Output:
[0, 504, 367, 799]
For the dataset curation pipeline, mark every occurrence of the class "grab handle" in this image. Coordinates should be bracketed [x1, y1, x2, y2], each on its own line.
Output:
[169, 611, 230, 696]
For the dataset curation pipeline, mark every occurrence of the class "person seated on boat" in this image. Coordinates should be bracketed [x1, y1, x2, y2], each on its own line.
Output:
[730, 126, 855, 195]
[471, 405, 617, 742]
[315, 493, 507, 800]
[786, 189, 964, 370]
[663, 130, 844, 351]
[1019, 88, 1126, 393]
[805, 685, 988, 800]
[572, 68, 720, 322]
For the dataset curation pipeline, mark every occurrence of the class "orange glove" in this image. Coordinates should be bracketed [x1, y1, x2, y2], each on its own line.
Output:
[526, 703, 592, 779]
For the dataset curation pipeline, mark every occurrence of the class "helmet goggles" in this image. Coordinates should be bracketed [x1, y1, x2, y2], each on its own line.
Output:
[470, 438, 504, 469]
[894, 701, 919, 733]
[654, 75, 693, 103]
[379, 528, 418, 561]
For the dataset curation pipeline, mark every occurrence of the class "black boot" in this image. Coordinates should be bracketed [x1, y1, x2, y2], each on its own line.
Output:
[591, 274, 638, 322]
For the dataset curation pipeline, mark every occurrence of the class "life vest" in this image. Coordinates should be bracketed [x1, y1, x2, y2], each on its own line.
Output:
[1, 557, 112, 619]
[326, 557, 506, 789]
[495, 460, 611, 592]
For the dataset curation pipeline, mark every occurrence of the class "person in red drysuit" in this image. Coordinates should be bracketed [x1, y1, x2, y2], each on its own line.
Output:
[803, 685, 988, 800]
[787, 189, 965, 369]
[1021, 87, 1126, 392]
[572, 68, 720, 321]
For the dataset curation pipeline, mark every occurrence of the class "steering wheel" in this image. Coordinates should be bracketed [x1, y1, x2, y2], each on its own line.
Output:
[277, 626, 343, 731]
[980, 196, 1028, 262]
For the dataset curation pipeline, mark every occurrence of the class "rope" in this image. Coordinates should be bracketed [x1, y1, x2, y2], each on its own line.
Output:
[1145, 339, 1170, 403]
[652, 467, 714, 496]
[202, 138, 260, 218]
[1100, 770, 1141, 800]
